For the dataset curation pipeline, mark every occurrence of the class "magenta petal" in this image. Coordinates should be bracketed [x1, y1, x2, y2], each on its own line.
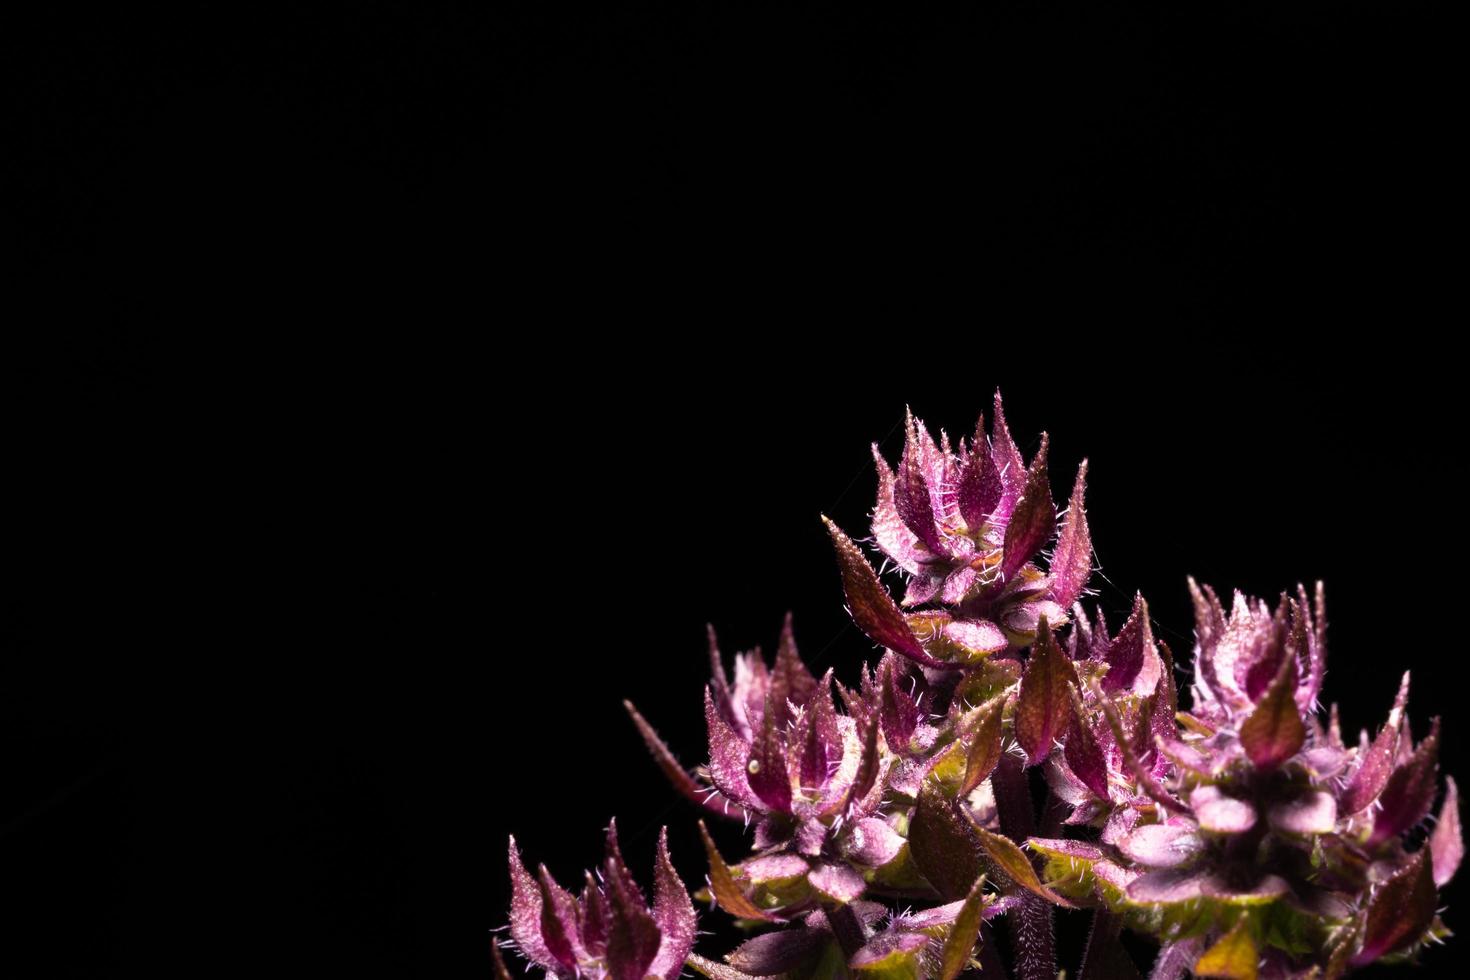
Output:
[1000, 434, 1055, 581]
[1268, 791, 1337, 836]
[507, 837, 555, 970]
[844, 817, 905, 867]
[808, 863, 867, 904]
[1117, 823, 1203, 869]
[650, 828, 697, 980]
[1047, 461, 1092, 609]
[743, 854, 811, 882]
[1191, 785, 1258, 834]
[1101, 593, 1161, 697]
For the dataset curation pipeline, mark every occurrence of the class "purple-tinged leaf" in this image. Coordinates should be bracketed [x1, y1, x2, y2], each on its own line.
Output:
[1192, 918, 1257, 980]
[649, 828, 696, 980]
[1238, 649, 1303, 770]
[1000, 434, 1054, 580]
[507, 837, 555, 970]
[825, 517, 946, 668]
[604, 824, 662, 980]
[771, 612, 818, 722]
[1048, 461, 1092, 609]
[697, 821, 779, 922]
[1190, 786, 1257, 834]
[1064, 685, 1112, 801]
[1117, 824, 1203, 869]
[1341, 672, 1410, 814]
[1156, 736, 1212, 777]
[909, 781, 985, 901]
[748, 695, 792, 812]
[871, 445, 931, 576]
[704, 688, 760, 808]
[968, 818, 1076, 908]
[798, 671, 843, 792]
[837, 712, 882, 817]
[1352, 846, 1437, 965]
[537, 864, 583, 970]
[1102, 594, 1161, 697]
[1241, 597, 1291, 703]
[1367, 717, 1440, 846]
[990, 391, 1028, 522]
[581, 871, 608, 958]
[809, 863, 867, 904]
[959, 413, 1003, 530]
[689, 952, 764, 980]
[1268, 790, 1337, 836]
[961, 696, 1006, 797]
[1015, 617, 1072, 766]
[727, 929, 828, 976]
[708, 624, 735, 722]
[896, 413, 947, 554]
[625, 700, 751, 821]
[879, 656, 922, 753]
[939, 875, 990, 980]
[1152, 640, 1178, 744]
[1430, 776, 1463, 887]
[1090, 680, 1187, 814]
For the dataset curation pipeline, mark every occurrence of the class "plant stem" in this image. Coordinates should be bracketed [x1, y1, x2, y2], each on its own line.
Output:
[991, 754, 1055, 980]
[826, 902, 867, 959]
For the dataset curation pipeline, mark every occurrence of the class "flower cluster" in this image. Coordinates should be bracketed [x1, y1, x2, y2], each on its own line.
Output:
[499, 397, 1459, 980]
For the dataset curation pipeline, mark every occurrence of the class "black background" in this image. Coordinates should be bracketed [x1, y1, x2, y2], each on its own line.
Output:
[6, 1, 1461, 977]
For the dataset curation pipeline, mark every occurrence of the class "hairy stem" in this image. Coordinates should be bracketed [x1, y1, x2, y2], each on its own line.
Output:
[991, 754, 1055, 980]
[826, 902, 866, 959]
[1078, 910, 1123, 980]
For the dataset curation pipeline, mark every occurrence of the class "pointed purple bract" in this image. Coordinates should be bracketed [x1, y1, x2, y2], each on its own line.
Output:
[1341, 672, 1410, 814]
[1367, 717, 1440, 846]
[1000, 434, 1054, 580]
[1048, 460, 1092, 609]
[1238, 648, 1303, 770]
[650, 828, 697, 980]
[1102, 594, 1161, 697]
[1352, 846, 1437, 965]
[825, 516, 943, 667]
[1430, 776, 1463, 887]
[1015, 617, 1072, 766]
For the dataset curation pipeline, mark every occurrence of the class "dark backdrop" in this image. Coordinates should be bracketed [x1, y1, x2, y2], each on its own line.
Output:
[7, 1, 1459, 977]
